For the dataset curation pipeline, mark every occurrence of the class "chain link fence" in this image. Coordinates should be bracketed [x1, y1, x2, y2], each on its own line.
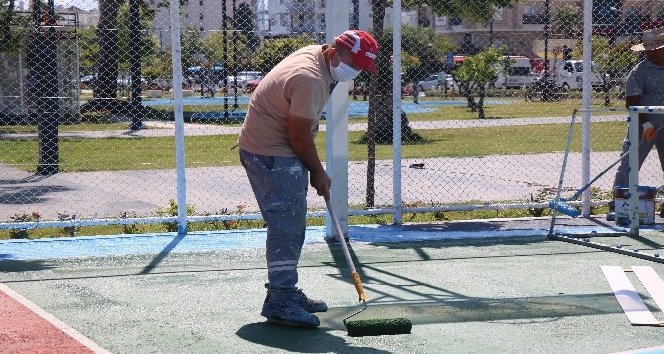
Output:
[1, 0, 663, 235]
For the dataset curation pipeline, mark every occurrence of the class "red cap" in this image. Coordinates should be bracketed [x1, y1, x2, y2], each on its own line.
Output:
[334, 30, 379, 74]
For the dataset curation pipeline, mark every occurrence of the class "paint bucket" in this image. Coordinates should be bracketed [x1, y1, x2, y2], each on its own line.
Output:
[614, 186, 656, 226]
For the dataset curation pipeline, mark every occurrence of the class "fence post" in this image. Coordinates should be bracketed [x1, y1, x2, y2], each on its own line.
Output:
[170, 0, 187, 234]
[392, 0, 403, 225]
[581, 0, 593, 216]
[325, 0, 349, 238]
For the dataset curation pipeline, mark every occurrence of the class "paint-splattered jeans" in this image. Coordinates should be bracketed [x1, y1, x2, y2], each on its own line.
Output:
[239, 149, 308, 292]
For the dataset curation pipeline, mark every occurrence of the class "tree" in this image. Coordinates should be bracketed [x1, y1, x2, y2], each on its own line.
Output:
[77, 28, 99, 73]
[575, 36, 639, 106]
[85, 0, 157, 114]
[0, 0, 29, 53]
[574, 36, 639, 105]
[234, 3, 259, 50]
[249, 35, 316, 72]
[180, 26, 204, 70]
[388, 25, 456, 87]
[115, 1, 158, 74]
[452, 47, 504, 119]
[404, 0, 516, 24]
[363, 0, 518, 207]
[551, 4, 582, 38]
[201, 28, 249, 73]
[93, 0, 124, 102]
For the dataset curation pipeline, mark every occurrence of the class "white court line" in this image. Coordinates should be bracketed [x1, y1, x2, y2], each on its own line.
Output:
[601, 266, 663, 326]
[632, 266, 664, 313]
[0, 283, 113, 354]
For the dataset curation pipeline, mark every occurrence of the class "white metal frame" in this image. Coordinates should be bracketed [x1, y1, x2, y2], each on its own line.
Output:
[549, 106, 664, 264]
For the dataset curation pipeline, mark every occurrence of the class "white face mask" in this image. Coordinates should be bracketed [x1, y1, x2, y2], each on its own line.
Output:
[330, 61, 360, 82]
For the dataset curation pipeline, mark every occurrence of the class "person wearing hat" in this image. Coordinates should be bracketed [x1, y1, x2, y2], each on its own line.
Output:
[237, 30, 378, 327]
[607, 27, 664, 221]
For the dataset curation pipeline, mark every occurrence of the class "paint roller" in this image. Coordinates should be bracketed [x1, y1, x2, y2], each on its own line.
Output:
[326, 200, 412, 337]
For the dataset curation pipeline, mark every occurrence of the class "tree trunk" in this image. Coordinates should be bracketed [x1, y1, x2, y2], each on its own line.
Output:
[93, 0, 123, 103]
[478, 87, 486, 119]
[460, 82, 477, 111]
[603, 82, 611, 107]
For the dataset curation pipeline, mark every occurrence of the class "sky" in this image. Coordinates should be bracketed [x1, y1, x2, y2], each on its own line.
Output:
[55, 0, 98, 11]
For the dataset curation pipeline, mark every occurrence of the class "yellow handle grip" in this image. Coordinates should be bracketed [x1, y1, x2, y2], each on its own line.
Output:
[351, 272, 367, 301]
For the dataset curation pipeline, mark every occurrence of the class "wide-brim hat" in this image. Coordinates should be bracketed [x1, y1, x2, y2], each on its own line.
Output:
[631, 26, 664, 52]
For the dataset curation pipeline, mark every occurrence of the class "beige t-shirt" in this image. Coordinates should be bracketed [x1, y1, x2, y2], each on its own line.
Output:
[238, 45, 335, 157]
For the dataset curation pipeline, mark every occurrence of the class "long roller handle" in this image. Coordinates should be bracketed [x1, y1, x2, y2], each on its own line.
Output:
[326, 200, 367, 301]
[569, 124, 664, 201]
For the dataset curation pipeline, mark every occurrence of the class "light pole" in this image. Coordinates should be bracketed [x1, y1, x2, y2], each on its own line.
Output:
[232, 0, 238, 109]
[154, 28, 164, 54]
[222, 0, 228, 119]
[128, 0, 142, 130]
[543, 0, 550, 80]
[609, 7, 619, 46]
[33, 0, 60, 175]
[352, 0, 359, 29]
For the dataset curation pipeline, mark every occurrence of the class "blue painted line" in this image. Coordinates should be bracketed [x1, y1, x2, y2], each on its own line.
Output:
[0, 224, 503, 261]
[0, 227, 326, 261]
[613, 346, 664, 354]
[1, 222, 640, 261]
[142, 98, 510, 120]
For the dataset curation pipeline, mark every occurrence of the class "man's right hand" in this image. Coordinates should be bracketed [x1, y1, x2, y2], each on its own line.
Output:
[310, 170, 331, 201]
[643, 122, 657, 142]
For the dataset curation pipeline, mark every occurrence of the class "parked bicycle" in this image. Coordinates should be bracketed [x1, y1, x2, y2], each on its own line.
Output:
[524, 78, 569, 102]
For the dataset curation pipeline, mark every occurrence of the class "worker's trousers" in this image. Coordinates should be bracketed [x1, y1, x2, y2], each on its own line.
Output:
[239, 149, 308, 292]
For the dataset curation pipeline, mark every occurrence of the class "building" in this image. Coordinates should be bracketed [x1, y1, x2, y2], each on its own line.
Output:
[150, 0, 255, 47]
[151, 0, 374, 49]
[413, 0, 664, 57]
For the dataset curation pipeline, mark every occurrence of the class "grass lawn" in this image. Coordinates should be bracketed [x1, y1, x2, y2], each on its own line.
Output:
[0, 94, 629, 172]
[0, 122, 626, 172]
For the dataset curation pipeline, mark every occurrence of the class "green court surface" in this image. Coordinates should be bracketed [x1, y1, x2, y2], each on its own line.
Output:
[1, 219, 664, 354]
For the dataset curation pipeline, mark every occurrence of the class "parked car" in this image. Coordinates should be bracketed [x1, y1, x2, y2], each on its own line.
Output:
[243, 77, 262, 93]
[417, 74, 455, 91]
[553, 59, 603, 90]
[79, 74, 96, 88]
[144, 78, 173, 91]
[229, 71, 262, 88]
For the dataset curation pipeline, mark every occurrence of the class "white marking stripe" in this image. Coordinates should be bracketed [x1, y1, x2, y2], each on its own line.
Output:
[632, 266, 664, 313]
[602, 266, 662, 326]
[267, 260, 297, 267]
[268, 265, 297, 273]
[0, 283, 113, 354]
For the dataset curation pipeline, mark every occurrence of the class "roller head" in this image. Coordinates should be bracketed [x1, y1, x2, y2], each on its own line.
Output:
[549, 200, 580, 217]
[345, 318, 412, 337]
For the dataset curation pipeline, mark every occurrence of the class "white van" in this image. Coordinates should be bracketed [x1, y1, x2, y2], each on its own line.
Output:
[554, 60, 603, 90]
[496, 56, 537, 89]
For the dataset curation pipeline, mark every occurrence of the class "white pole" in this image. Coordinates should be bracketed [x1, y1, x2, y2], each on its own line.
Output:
[581, 0, 593, 216]
[325, 0, 350, 238]
[169, 0, 187, 234]
[392, 0, 402, 225]
[628, 109, 639, 235]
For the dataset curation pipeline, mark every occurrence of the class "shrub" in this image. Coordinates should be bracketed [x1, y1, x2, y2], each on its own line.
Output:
[8, 212, 40, 239]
